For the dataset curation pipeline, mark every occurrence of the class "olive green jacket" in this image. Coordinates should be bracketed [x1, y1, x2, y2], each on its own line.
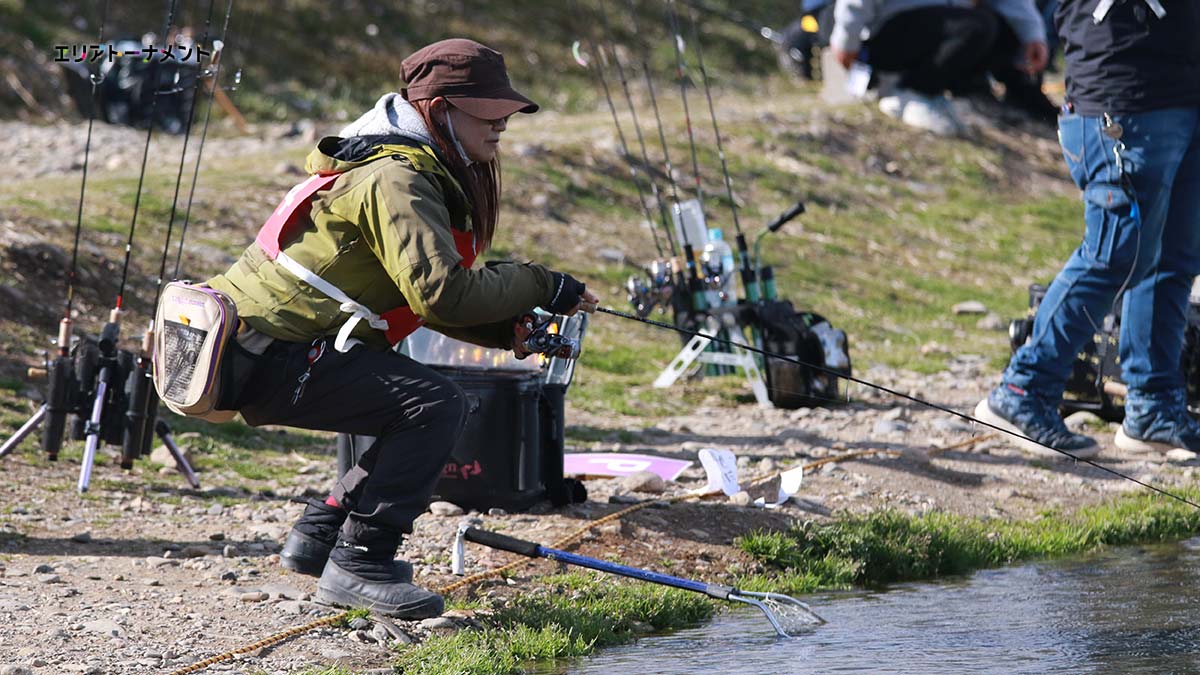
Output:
[207, 137, 555, 350]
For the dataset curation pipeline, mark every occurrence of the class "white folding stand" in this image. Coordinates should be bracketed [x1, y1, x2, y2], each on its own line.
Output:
[653, 323, 771, 408]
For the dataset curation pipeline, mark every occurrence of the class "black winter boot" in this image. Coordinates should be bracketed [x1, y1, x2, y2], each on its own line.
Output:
[281, 498, 415, 582]
[315, 524, 442, 619]
[280, 498, 347, 577]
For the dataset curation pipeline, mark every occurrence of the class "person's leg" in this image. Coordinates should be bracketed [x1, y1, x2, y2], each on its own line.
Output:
[867, 7, 996, 97]
[978, 109, 1192, 456]
[1116, 107, 1200, 451]
[238, 339, 466, 616]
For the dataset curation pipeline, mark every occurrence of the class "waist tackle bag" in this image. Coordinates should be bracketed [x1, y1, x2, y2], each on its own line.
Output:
[151, 281, 239, 422]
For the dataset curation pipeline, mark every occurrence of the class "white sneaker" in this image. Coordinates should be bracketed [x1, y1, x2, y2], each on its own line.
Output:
[877, 88, 921, 119]
[900, 94, 963, 137]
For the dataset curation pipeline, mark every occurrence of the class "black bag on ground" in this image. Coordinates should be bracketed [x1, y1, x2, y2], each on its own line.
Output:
[754, 299, 851, 409]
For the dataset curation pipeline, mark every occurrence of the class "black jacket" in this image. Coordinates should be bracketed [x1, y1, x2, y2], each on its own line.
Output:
[1055, 0, 1200, 115]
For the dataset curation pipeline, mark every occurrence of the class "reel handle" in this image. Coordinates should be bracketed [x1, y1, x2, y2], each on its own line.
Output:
[767, 200, 806, 233]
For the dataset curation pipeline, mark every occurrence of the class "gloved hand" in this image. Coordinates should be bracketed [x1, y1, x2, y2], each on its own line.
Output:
[546, 272, 596, 316]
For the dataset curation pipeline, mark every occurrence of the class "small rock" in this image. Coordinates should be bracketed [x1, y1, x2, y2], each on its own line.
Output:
[1167, 448, 1198, 463]
[150, 443, 191, 467]
[276, 600, 305, 615]
[629, 620, 655, 634]
[820, 462, 842, 475]
[976, 313, 1006, 331]
[607, 494, 641, 504]
[370, 624, 391, 644]
[222, 545, 238, 558]
[33, 564, 54, 574]
[0, 666, 33, 675]
[419, 617, 458, 632]
[239, 591, 269, 602]
[881, 407, 906, 421]
[920, 342, 951, 356]
[728, 491, 752, 506]
[487, 508, 507, 516]
[620, 470, 665, 494]
[209, 532, 226, 541]
[952, 300, 988, 315]
[873, 419, 909, 435]
[81, 620, 124, 638]
[597, 248, 625, 265]
[71, 531, 92, 544]
[36, 574, 62, 584]
[350, 629, 375, 644]
[759, 457, 778, 474]
[428, 501, 464, 517]
[349, 617, 371, 630]
[206, 504, 224, 516]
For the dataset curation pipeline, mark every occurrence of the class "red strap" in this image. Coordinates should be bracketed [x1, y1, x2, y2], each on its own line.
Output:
[381, 228, 478, 344]
[254, 173, 340, 259]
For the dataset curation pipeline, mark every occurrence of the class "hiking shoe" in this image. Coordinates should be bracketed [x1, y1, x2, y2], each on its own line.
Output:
[280, 498, 414, 581]
[1114, 388, 1200, 454]
[974, 383, 1100, 458]
[315, 528, 441, 619]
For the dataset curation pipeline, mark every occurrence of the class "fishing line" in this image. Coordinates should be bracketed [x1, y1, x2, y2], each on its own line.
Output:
[171, 0, 236, 283]
[594, 305, 1200, 511]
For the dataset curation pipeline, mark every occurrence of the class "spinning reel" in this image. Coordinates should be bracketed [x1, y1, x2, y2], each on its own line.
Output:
[518, 313, 582, 360]
[625, 258, 676, 318]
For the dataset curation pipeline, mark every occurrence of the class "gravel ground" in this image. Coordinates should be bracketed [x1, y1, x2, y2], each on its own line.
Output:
[1, 352, 1196, 674]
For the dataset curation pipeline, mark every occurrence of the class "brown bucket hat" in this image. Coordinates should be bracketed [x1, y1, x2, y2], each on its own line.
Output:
[401, 38, 539, 120]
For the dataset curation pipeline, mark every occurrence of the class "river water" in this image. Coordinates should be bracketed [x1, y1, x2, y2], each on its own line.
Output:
[561, 540, 1200, 674]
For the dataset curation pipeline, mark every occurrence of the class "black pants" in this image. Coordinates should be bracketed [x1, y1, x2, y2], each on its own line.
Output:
[235, 338, 466, 539]
[866, 6, 1032, 99]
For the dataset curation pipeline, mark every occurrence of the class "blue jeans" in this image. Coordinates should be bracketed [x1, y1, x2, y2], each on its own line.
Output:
[1004, 106, 1200, 401]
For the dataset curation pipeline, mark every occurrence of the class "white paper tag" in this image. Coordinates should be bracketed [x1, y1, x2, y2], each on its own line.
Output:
[755, 466, 805, 509]
[697, 447, 741, 496]
[846, 61, 872, 99]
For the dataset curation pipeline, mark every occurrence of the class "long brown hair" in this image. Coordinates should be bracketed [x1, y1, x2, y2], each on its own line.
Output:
[411, 99, 501, 251]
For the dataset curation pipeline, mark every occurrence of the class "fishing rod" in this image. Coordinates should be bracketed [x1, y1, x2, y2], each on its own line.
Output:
[597, 1, 679, 261]
[122, 0, 222, 472]
[171, 0, 236, 282]
[684, 3, 757, 303]
[35, 0, 114, 464]
[78, 0, 180, 493]
[570, 38, 667, 261]
[593, 304, 1200, 511]
[665, 0, 709, 314]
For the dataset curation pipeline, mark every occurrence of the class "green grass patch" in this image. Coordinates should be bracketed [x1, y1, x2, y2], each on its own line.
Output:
[394, 572, 713, 675]
[738, 491, 1200, 591]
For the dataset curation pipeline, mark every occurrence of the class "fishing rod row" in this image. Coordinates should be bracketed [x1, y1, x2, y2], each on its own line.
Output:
[1, 0, 235, 491]
[576, 0, 852, 408]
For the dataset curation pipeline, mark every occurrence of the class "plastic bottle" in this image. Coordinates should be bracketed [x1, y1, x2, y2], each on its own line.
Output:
[701, 228, 737, 306]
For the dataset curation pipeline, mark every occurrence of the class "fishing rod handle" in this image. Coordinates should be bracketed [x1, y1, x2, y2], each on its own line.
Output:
[462, 527, 542, 558]
[767, 200, 806, 232]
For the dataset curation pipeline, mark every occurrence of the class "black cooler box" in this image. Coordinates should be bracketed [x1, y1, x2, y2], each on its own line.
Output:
[335, 315, 588, 512]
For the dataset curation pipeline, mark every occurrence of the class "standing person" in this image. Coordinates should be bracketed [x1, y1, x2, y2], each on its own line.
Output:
[976, 1, 1200, 458]
[829, 0, 1051, 135]
[204, 38, 599, 618]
